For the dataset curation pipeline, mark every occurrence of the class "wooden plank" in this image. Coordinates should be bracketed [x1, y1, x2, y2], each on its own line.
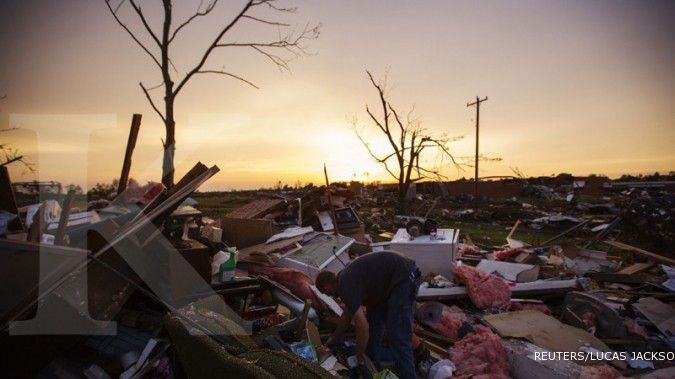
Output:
[603, 240, 675, 266]
[541, 219, 590, 246]
[117, 113, 142, 194]
[54, 190, 75, 245]
[420, 338, 448, 356]
[227, 199, 284, 219]
[221, 217, 273, 249]
[586, 272, 655, 284]
[616, 262, 655, 275]
[506, 219, 520, 241]
[415, 325, 453, 346]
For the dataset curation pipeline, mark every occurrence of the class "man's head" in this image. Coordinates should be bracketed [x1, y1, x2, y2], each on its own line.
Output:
[315, 270, 338, 297]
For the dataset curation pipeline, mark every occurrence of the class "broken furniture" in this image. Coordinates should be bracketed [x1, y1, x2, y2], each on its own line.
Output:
[274, 232, 354, 280]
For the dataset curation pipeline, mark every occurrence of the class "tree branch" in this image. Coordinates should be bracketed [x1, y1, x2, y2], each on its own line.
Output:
[216, 22, 320, 73]
[169, 0, 219, 43]
[173, 0, 255, 96]
[129, 0, 162, 47]
[0, 134, 34, 172]
[139, 82, 166, 122]
[0, 155, 23, 168]
[242, 14, 289, 27]
[354, 70, 465, 192]
[196, 70, 259, 89]
[252, 0, 297, 13]
[353, 126, 399, 181]
[104, 0, 162, 68]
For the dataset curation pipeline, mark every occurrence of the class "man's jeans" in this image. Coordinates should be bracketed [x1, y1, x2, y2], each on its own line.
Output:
[365, 273, 418, 379]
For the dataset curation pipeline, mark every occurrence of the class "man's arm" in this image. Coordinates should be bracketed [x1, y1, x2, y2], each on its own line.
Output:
[327, 308, 353, 344]
[352, 307, 369, 364]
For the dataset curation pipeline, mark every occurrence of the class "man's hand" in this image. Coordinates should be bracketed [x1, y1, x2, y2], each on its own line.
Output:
[356, 362, 373, 379]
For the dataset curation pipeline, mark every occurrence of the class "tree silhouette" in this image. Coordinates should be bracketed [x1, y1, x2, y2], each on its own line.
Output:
[352, 71, 461, 214]
[105, 0, 320, 187]
[0, 95, 34, 172]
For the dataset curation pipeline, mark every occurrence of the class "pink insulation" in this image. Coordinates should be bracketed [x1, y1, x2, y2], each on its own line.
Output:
[493, 247, 524, 261]
[457, 243, 481, 257]
[581, 312, 597, 328]
[452, 265, 512, 309]
[424, 305, 467, 342]
[247, 266, 320, 308]
[509, 302, 551, 315]
[449, 325, 511, 379]
[87, 198, 111, 210]
[119, 179, 165, 204]
[623, 318, 648, 339]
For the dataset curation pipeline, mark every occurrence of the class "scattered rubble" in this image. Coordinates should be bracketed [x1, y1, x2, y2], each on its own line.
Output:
[1, 123, 674, 379]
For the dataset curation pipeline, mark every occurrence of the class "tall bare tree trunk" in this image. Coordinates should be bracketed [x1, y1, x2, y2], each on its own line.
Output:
[398, 181, 409, 214]
[162, 111, 175, 188]
[162, 91, 176, 187]
[161, 0, 174, 188]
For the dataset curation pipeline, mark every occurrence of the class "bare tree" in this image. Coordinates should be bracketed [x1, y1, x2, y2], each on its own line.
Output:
[352, 71, 462, 214]
[0, 137, 29, 169]
[105, 0, 320, 187]
[0, 96, 34, 172]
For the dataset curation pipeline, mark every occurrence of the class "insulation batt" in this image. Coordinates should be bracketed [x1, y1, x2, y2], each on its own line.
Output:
[457, 243, 480, 257]
[493, 247, 524, 261]
[623, 318, 648, 339]
[247, 266, 321, 308]
[120, 179, 165, 204]
[448, 325, 511, 379]
[581, 312, 597, 328]
[424, 305, 467, 342]
[509, 302, 551, 315]
[452, 265, 511, 309]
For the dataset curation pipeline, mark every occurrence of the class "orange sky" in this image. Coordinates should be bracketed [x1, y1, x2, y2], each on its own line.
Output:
[1, 0, 673, 191]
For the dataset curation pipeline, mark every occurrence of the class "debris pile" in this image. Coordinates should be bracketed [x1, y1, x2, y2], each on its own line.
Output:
[1, 117, 674, 378]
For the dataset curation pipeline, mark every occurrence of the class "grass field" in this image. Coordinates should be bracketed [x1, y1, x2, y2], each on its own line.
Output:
[445, 220, 558, 247]
[192, 192, 564, 247]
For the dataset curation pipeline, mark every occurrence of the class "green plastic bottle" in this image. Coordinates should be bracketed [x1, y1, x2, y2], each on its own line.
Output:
[218, 248, 238, 282]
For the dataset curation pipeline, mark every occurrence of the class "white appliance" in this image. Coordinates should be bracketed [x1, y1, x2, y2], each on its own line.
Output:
[382, 228, 459, 280]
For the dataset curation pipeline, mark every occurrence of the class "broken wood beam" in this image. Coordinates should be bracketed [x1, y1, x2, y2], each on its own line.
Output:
[420, 338, 448, 356]
[584, 216, 621, 249]
[414, 325, 453, 346]
[54, 189, 75, 245]
[117, 113, 142, 194]
[506, 219, 521, 241]
[603, 240, 675, 266]
[541, 219, 590, 246]
[616, 262, 655, 275]
[586, 272, 656, 284]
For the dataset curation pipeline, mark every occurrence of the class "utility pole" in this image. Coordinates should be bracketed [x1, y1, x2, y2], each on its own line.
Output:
[467, 96, 488, 197]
